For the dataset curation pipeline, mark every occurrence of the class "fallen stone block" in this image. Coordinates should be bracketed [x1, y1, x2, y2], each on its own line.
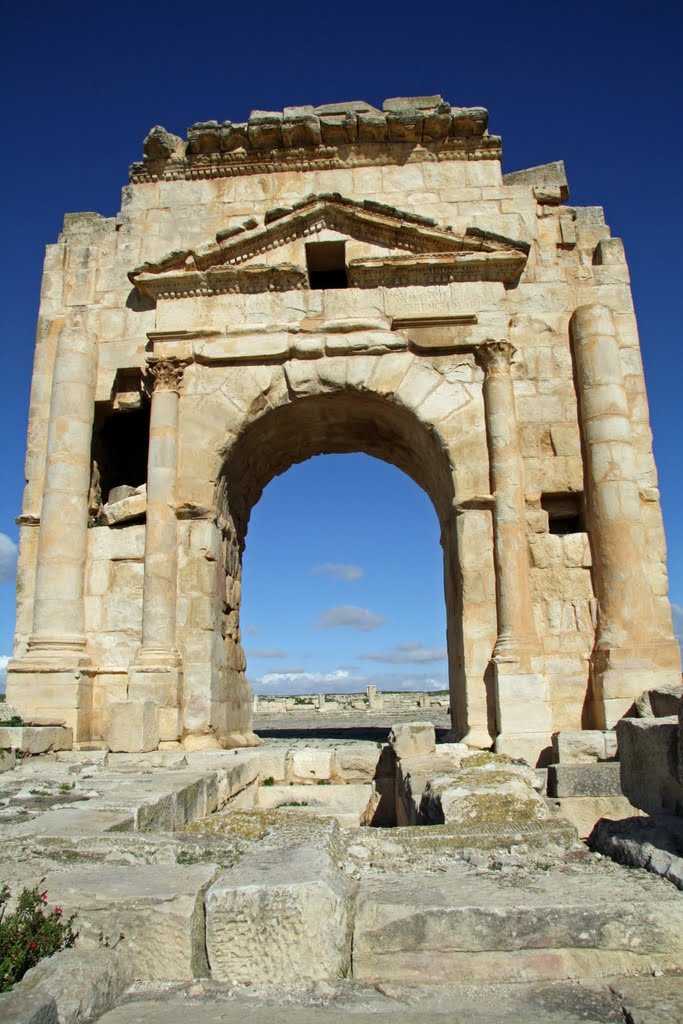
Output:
[389, 721, 436, 759]
[41, 863, 216, 981]
[547, 763, 622, 798]
[635, 684, 683, 718]
[0, 947, 131, 1024]
[550, 796, 641, 839]
[101, 491, 147, 526]
[0, 726, 73, 754]
[616, 717, 683, 815]
[419, 756, 550, 829]
[205, 843, 350, 985]
[589, 813, 683, 890]
[551, 730, 617, 764]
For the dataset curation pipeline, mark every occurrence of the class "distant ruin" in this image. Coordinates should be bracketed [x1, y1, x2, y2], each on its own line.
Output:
[6, 96, 681, 764]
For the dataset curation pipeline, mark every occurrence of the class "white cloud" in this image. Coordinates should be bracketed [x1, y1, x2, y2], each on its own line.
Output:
[244, 625, 259, 635]
[247, 648, 288, 659]
[312, 562, 364, 582]
[0, 534, 17, 584]
[255, 668, 357, 693]
[361, 642, 447, 665]
[673, 604, 683, 651]
[252, 664, 447, 696]
[316, 605, 385, 631]
[0, 655, 9, 693]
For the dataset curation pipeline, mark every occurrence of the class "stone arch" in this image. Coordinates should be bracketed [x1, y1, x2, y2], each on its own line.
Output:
[174, 347, 497, 747]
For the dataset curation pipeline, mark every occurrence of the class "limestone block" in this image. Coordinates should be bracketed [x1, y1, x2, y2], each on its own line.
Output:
[0, 947, 130, 1024]
[332, 743, 381, 781]
[286, 747, 335, 782]
[0, 726, 73, 754]
[617, 717, 683, 815]
[353, 865, 683, 983]
[205, 844, 350, 985]
[42, 863, 215, 982]
[101, 491, 147, 526]
[551, 730, 616, 764]
[548, 763, 622, 798]
[419, 757, 550, 827]
[552, 796, 641, 840]
[108, 701, 159, 753]
[389, 721, 436, 759]
[635, 685, 683, 718]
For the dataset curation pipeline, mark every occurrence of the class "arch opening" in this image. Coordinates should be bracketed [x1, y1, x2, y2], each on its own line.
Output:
[213, 387, 475, 741]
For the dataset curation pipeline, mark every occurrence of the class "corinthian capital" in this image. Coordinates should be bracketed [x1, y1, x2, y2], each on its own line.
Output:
[144, 358, 186, 394]
[475, 339, 516, 375]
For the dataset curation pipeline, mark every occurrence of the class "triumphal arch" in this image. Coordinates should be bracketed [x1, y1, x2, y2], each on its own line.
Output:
[6, 96, 681, 764]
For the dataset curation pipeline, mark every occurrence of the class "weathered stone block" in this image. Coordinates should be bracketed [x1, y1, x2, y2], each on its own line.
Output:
[547, 762, 623, 798]
[0, 726, 73, 754]
[108, 701, 159, 753]
[205, 844, 350, 985]
[389, 721, 436, 759]
[617, 717, 683, 815]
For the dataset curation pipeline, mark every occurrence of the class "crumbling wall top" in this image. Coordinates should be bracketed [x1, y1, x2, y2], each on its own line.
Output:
[130, 96, 500, 184]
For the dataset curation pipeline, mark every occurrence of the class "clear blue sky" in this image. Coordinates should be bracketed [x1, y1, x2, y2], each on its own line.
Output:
[1, 1, 681, 692]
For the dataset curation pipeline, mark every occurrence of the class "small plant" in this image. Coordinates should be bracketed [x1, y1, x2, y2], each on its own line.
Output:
[0, 883, 78, 992]
[316, 779, 331, 786]
[280, 800, 308, 807]
[0, 716, 23, 728]
[58, 782, 75, 794]
[261, 776, 275, 787]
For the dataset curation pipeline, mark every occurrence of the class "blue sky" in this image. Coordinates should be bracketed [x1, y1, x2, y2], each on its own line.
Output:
[1, 1, 682, 692]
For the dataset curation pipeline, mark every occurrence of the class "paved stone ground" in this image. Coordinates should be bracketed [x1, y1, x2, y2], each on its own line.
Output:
[253, 708, 452, 743]
[93, 975, 683, 1024]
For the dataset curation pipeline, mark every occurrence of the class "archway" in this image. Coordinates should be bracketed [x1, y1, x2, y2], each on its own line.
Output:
[209, 385, 490, 745]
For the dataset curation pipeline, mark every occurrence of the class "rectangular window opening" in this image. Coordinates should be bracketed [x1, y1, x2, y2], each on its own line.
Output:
[541, 492, 584, 535]
[305, 241, 348, 290]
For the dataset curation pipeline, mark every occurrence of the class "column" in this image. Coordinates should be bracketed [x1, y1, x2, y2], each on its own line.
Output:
[477, 340, 552, 763]
[570, 305, 681, 726]
[126, 358, 184, 743]
[6, 319, 96, 738]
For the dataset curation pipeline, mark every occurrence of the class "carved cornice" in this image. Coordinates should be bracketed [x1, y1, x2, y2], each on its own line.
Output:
[144, 358, 187, 393]
[130, 98, 500, 184]
[130, 194, 529, 300]
[475, 340, 516, 375]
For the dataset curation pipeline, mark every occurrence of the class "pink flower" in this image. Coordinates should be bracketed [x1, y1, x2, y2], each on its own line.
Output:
[40, 891, 47, 903]
[29, 942, 37, 951]
[53, 906, 62, 917]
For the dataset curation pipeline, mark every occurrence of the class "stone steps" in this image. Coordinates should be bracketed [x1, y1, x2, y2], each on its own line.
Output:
[352, 863, 683, 985]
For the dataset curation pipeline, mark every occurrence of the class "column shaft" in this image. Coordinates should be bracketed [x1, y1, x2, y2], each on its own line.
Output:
[571, 304, 681, 725]
[477, 340, 552, 764]
[478, 341, 536, 662]
[30, 322, 96, 654]
[127, 359, 184, 742]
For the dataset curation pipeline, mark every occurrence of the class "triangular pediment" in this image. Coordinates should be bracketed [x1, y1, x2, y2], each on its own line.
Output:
[130, 193, 529, 299]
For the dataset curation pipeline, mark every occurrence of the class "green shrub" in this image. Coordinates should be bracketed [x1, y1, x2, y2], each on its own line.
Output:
[261, 776, 275, 787]
[0, 884, 78, 992]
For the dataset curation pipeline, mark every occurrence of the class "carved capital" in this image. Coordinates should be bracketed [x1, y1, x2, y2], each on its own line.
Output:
[475, 339, 516, 375]
[144, 359, 186, 394]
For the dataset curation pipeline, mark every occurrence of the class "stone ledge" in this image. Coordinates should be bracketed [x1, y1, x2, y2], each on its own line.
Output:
[547, 763, 623, 798]
[0, 726, 73, 755]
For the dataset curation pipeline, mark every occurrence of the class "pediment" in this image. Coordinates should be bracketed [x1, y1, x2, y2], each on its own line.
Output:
[130, 193, 529, 300]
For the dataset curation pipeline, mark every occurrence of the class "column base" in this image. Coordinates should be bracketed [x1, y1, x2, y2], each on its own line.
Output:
[127, 649, 183, 742]
[589, 641, 683, 729]
[108, 701, 160, 753]
[492, 663, 553, 766]
[5, 659, 92, 742]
